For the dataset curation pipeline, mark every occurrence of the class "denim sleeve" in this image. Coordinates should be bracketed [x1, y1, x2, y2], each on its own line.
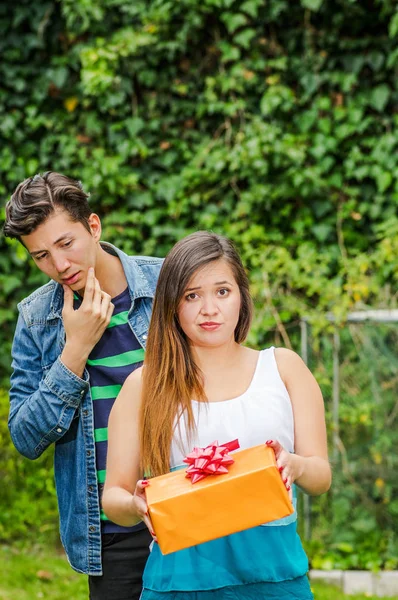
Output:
[8, 313, 90, 460]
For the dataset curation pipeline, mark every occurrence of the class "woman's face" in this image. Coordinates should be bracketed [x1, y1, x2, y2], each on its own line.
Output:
[177, 259, 241, 349]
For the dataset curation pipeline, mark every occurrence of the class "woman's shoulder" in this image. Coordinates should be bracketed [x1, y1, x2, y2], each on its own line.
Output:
[125, 365, 144, 386]
[273, 347, 311, 388]
[273, 347, 302, 363]
[115, 366, 144, 409]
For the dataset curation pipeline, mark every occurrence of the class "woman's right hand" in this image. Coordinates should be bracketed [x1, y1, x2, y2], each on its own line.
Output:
[133, 480, 157, 541]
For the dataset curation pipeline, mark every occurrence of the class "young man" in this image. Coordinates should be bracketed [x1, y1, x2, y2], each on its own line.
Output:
[4, 172, 162, 600]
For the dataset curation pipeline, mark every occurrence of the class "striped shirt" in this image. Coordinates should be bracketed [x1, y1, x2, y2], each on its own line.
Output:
[75, 287, 145, 533]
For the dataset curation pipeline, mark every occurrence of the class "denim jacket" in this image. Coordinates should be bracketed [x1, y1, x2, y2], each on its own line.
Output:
[8, 243, 162, 575]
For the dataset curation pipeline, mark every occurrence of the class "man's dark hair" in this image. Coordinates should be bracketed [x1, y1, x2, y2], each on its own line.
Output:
[3, 172, 92, 239]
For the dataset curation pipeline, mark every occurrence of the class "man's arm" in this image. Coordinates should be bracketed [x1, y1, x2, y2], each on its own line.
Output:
[8, 312, 89, 459]
[8, 269, 114, 459]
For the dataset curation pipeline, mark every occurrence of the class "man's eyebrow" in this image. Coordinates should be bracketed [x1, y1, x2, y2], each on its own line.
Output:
[54, 233, 73, 245]
[30, 233, 73, 256]
[185, 280, 232, 291]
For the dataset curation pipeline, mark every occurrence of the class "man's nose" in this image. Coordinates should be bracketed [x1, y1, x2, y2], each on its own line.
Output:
[53, 253, 71, 274]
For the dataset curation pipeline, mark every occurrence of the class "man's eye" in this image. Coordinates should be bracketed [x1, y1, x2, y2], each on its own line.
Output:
[35, 254, 47, 261]
[63, 241, 72, 248]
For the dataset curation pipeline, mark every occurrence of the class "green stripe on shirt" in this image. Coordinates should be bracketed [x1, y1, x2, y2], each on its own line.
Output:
[97, 470, 106, 484]
[94, 427, 108, 442]
[108, 310, 129, 328]
[87, 348, 145, 368]
[91, 384, 122, 400]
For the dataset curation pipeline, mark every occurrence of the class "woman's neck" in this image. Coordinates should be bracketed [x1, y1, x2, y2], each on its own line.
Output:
[191, 341, 259, 403]
[191, 340, 244, 375]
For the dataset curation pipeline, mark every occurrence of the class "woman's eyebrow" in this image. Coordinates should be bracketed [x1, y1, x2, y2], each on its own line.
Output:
[185, 280, 232, 292]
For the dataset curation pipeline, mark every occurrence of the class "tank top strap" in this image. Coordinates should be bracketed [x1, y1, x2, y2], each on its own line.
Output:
[251, 347, 286, 391]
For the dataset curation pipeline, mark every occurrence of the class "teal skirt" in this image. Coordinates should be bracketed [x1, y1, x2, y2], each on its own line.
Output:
[140, 575, 314, 599]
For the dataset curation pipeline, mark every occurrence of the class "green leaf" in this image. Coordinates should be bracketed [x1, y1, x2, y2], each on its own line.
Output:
[218, 41, 241, 62]
[49, 66, 68, 89]
[125, 118, 144, 138]
[301, 0, 323, 11]
[241, 0, 261, 18]
[376, 171, 392, 193]
[389, 12, 398, 37]
[233, 28, 256, 49]
[367, 51, 384, 71]
[370, 84, 390, 112]
[221, 13, 247, 34]
[312, 223, 331, 242]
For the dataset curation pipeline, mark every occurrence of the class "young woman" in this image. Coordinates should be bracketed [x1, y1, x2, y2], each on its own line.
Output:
[103, 231, 331, 600]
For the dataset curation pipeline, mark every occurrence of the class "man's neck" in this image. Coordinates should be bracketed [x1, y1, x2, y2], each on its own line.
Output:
[92, 244, 128, 298]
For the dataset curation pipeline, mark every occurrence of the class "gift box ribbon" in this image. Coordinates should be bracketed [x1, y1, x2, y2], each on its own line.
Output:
[183, 439, 240, 484]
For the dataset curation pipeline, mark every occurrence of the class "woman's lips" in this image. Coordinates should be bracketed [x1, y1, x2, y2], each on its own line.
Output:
[199, 322, 221, 331]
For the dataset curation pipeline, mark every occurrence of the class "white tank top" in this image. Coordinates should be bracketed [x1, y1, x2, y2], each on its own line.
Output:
[170, 347, 295, 468]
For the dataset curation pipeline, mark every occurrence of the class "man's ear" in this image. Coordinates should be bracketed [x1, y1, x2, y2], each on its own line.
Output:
[88, 213, 102, 241]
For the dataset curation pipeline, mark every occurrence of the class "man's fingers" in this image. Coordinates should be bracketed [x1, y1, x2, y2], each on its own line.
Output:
[91, 277, 102, 313]
[105, 300, 114, 323]
[81, 267, 95, 306]
[62, 285, 74, 312]
[100, 290, 112, 318]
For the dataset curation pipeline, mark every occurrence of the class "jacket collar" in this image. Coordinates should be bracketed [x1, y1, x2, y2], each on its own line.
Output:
[47, 242, 155, 320]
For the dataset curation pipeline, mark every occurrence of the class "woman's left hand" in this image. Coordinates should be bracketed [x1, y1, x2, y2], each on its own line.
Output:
[265, 439, 304, 501]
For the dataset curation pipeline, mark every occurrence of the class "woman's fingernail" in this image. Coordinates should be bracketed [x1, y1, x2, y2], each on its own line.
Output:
[145, 511, 149, 516]
[286, 485, 291, 491]
[142, 480, 149, 486]
[151, 531, 156, 536]
[278, 466, 284, 472]
[265, 440, 273, 445]
[283, 477, 288, 483]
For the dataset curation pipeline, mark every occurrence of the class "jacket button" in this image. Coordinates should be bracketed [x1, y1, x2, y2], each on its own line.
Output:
[86, 450, 92, 457]
[143, 334, 147, 340]
[56, 428, 62, 433]
[88, 485, 93, 492]
[89, 526, 96, 532]
[83, 410, 89, 417]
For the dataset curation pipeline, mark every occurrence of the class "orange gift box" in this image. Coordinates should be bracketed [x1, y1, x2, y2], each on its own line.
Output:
[145, 444, 294, 555]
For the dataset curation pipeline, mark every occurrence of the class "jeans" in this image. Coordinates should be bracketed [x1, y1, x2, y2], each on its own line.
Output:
[89, 529, 152, 600]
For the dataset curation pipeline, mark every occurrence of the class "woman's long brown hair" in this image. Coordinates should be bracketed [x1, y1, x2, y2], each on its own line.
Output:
[139, 231, 253, 477]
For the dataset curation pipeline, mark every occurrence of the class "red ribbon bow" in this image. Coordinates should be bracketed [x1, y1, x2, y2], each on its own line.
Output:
[183, 439, 240, 484]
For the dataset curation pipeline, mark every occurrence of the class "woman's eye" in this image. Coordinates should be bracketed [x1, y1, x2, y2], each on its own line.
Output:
[218, 288, 230, 296]
[186, 293, 198, 301]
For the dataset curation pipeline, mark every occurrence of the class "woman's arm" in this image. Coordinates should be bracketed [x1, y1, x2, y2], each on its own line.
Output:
[272, 347, 332, 496]
[102, 367, 150, 528]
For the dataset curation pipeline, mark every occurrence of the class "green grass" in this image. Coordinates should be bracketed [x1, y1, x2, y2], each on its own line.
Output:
[0, 544, 87, 600]
[311, 581, 392, 600]
[0, 545, 394, 600]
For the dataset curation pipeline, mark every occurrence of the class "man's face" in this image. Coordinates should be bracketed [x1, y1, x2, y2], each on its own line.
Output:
[21, 208, 101, 293]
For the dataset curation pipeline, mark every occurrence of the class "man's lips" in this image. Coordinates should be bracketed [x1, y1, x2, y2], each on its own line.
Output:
[199, 322, 222, 330]
[62, 272, 80, 285]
